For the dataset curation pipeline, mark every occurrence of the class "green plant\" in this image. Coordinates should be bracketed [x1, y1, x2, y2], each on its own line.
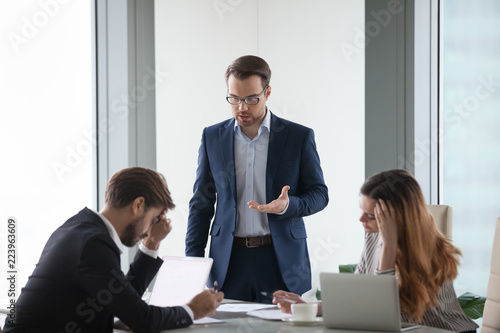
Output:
[339, 263, 357, 273]
[457, 292, 485, 319]
[315, 288, 321, 301]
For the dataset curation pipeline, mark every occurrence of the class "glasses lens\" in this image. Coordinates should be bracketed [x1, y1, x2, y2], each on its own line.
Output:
[244, 97, 259, 105]
[226, 97, 241, 105]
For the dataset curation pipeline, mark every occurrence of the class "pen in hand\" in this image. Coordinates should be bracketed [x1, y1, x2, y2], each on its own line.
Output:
[213, 281, 218, 293]
[260, 291, 297, 304]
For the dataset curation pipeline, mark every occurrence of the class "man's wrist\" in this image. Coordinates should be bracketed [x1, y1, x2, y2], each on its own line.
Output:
[277, 199, 290, 215]
[139, 242, 159, 258]
[182, 304, 194, 320]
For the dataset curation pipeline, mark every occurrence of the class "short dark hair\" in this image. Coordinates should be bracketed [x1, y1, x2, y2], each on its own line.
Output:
[225, 55, 271, 88]
[104, 167, 175, 211]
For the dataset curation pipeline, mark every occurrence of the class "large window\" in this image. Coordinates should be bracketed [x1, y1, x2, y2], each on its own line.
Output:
[441, 0, 500, 297]
[0, 1, 93, 306]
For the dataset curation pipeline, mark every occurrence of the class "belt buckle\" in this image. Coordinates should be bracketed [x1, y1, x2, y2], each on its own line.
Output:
[245, 237, 258, 248]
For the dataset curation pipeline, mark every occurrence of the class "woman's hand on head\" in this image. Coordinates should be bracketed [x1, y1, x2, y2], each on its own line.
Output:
[375, 199, 398, 246]
[375, 199, 398, 271]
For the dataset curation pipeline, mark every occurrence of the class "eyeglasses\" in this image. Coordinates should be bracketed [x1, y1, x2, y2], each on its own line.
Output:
[226, 86, 268, 105]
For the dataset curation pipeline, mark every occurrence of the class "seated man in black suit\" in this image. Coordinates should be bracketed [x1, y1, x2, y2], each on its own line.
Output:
[3, 167, 223, 333]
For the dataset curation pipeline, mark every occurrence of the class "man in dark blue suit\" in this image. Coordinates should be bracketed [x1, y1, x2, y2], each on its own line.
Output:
[4, 167, 223, 333]
[185, 55, 329, 302]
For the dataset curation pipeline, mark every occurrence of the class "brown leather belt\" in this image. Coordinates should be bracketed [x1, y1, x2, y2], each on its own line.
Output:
[233, 235, 273, 248]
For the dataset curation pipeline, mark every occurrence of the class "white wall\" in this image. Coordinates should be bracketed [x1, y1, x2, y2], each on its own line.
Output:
[155, 0, 364, 299]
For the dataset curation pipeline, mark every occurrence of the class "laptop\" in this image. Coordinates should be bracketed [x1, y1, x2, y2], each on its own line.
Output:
[148, 256, 213, 307]
[319, 272, 420, 331]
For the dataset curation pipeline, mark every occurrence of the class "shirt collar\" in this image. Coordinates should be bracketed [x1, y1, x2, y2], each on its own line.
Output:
[90, 208, 124, 254]
[234, 108, 271, 139]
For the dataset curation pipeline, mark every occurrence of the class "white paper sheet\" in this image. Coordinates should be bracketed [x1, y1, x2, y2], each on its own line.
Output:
[246, 309, 293, 321]
[148, 256, 213, 307]
[192, 317, 225, 325]
[217, 303, 276, 313]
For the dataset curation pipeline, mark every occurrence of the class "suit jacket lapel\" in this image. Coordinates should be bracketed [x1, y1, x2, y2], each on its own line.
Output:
[219, 119, 237, 204]
[266, 113, 288, 202]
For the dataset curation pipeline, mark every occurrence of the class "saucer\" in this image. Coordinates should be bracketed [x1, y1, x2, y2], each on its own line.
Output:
[281, 317, 323, 326]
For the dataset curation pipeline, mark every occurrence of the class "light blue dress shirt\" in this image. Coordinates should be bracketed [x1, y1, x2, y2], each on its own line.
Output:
[233, 110, 271, 237]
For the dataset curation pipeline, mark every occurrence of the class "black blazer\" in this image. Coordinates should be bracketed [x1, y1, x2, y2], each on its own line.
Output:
[3, 208, 192, 333]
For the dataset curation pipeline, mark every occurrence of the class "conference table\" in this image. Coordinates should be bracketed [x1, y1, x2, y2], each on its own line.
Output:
[0, 307, 459, 333]
[113, 301, 458, 333]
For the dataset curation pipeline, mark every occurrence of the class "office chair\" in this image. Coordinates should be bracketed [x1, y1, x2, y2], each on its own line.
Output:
[481, 217, 500, 333]
[427, 205, 453, 240]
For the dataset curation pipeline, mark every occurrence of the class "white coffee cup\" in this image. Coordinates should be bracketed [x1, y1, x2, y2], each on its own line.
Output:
[291, 303, 318, 321]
